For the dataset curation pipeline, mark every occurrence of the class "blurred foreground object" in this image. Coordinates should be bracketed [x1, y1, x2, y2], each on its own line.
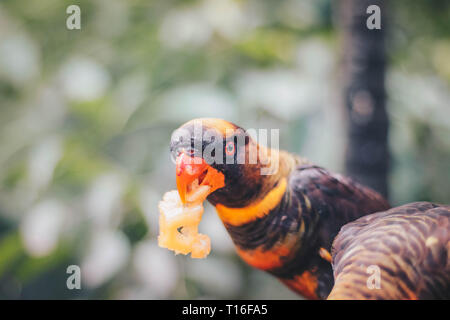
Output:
[329, 202, 450, 299]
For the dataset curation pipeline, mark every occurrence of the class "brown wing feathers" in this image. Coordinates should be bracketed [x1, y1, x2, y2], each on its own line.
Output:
[329, 202, 450, 299]
[292, 165, 390, 248]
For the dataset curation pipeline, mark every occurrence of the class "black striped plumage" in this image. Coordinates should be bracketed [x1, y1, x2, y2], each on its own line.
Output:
[223, 164, 390, 299]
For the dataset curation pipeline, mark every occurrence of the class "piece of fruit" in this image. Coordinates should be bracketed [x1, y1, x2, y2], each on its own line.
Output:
[158, 190, 211, 259]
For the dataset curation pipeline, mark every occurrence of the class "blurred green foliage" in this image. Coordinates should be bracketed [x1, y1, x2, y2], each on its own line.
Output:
[0, 0, 448, 299]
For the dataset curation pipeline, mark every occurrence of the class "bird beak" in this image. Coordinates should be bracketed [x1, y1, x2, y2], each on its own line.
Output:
[175, 152, 225, 204]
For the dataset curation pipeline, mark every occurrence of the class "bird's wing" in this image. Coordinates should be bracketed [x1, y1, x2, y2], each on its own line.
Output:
[290, 164, 390, 249]
[329, 202, 450, 299]
[270, 164, 391, 299]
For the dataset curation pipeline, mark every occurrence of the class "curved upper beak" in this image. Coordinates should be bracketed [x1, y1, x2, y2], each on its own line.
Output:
[175, 152, 225, 204]
[176, 153, 207, 203]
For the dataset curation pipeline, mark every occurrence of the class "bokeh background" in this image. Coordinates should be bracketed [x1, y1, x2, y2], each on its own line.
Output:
[0, 0, 449, 299]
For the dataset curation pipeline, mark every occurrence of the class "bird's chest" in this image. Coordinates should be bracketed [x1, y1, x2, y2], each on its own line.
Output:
[234, 241, 296, 271]
[216, 192, 305, 271]
[223, 215, 304, 273]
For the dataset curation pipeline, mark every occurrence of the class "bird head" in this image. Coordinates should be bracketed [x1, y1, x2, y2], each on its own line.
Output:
[170, 118, 281, 208]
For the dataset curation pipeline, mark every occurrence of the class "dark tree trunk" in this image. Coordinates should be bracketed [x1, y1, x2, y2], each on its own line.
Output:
[337, 0, 389, 198]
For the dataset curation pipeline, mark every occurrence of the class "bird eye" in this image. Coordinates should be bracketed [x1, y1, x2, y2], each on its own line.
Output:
[225, 141, 235, 156]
